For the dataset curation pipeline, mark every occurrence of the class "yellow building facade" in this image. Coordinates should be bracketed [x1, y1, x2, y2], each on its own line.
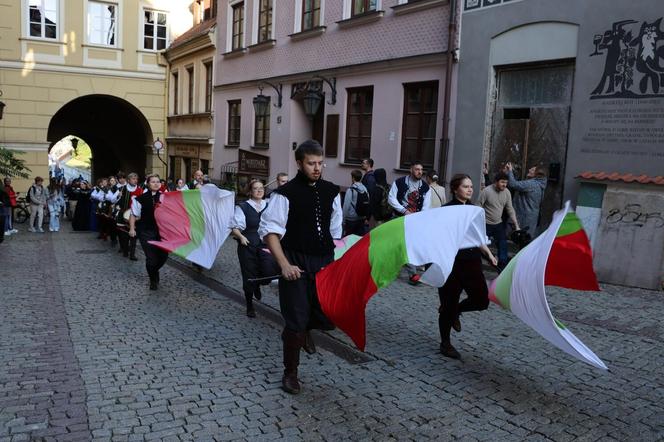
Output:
[0, 0, 194, 192]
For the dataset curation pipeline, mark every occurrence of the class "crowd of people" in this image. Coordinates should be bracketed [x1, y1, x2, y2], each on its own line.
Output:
[1, 142, 548, 395]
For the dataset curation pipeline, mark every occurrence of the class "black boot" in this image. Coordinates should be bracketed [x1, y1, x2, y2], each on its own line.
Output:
[438, 312, 460, 359]
[149, 270, 158, 290]
[302, 331, 316, 355]
[254, 287, 262, 301]
[245, 293, 256, 318]
[281, 329, 303, 394]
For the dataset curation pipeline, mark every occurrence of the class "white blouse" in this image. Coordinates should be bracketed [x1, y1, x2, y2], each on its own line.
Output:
[231, 199, 268, 231]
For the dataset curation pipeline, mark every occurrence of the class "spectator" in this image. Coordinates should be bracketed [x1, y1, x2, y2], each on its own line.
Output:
[276, 173, 289, 187]
[505, 162, 547, 236]
[388, 161, 431, 284]
[342, 170, 369, 236]
[0, 184, 9, 239]
[27, 176, 48, 233]
[426, 170, 446, 208]
[187, 169, 204, 189]
[3, 178, 18, 235]
[175, 178, 189, 191]
[46, 178, 65, 232]
[360, 158, 376, 198]
[478, 172, 519, 269]
[371, 168, 392, 225]
[72, 181, 93, 231]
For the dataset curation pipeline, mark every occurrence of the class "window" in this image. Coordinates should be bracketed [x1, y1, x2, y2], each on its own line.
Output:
[204, 62, 213, 113]
[29, 0, 58, 39]
[302, 0, 321, 31]
[231, 2, 244, 50]
[257, 0, 273, 43]
[88, 1, 117, 46]
[352, 0, 377, 16]
[345, 87, 373, 164]
[228, 100, 241, 146]
[143, 10, 167, 50]
[172, 72, 179, 115]
[200, 159, 210, 175]
[187, 66, 194, 114]
[254, 97, 270, 148]
[400, 81, 438, 169]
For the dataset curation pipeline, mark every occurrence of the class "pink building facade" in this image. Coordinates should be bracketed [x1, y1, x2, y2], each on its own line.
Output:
[213, 0, 456, 191]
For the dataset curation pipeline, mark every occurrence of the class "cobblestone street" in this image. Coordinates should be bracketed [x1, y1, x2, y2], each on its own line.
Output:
[1, 223, 663, 441]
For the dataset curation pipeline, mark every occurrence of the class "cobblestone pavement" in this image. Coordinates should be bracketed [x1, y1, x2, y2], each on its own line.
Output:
[1, 222, 664, 441]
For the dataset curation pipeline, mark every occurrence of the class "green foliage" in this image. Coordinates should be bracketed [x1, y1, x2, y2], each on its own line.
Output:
[0, 147, 31, 179]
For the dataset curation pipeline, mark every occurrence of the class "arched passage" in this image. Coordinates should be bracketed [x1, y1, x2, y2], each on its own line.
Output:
[47, 95, 153, 179]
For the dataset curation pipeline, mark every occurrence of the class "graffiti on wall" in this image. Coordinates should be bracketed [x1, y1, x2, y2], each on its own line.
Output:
[591, 18, 664, 99]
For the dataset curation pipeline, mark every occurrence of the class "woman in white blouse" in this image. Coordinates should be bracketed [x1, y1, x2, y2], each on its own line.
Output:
[231, 180, 273, 318]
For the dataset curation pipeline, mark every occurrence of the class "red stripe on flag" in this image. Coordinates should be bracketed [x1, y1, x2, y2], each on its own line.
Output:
[316, 234, 378, 351]
[545, 230, 600, 291]
[151, 191, 192, 253]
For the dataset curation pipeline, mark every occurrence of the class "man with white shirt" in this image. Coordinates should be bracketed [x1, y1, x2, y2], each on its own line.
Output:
[110, 172, 143, 260]
[388, 161, 431, 284]
[259, 140, 343, 395]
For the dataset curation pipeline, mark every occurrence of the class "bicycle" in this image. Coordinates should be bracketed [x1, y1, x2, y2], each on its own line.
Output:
[14, 196, 30, 224]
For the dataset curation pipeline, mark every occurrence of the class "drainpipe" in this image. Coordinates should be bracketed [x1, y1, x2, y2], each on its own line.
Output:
[439, 0, 458, 185]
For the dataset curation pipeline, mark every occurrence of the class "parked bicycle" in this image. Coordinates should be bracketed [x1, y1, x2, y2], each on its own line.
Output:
[14, 196, 30, 224]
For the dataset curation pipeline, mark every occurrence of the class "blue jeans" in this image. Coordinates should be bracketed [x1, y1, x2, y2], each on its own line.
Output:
[48, 202, 60, 231]
[486, 222, 508, 266]
[2, 207, 11, 231]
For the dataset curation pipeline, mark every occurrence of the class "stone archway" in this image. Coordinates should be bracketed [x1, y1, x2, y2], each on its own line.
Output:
[47, 95, 153, 179]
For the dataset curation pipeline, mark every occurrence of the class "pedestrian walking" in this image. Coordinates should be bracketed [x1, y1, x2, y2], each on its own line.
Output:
[342, 170, 370, 236]
[259, 140, 343, 395]
[0, 185, 9, 240]
[231, 179, 277, 318]
[438, 174, 497, 360]
[46, 178, 64, 232]
[27, 176, 48, 233]
[3, 178, 17, 236]
[426, 170, 446, 208]
[72, 181, 93, 231]
[129, 174, 169, 290]
[478, 171, 520, 269]
[388, 161, 431, 284]
[505, 162, 548, 236]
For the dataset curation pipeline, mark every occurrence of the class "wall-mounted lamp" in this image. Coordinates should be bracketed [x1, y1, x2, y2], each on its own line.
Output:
[252, 81, 283, 118]
[313, 75, 336, 105]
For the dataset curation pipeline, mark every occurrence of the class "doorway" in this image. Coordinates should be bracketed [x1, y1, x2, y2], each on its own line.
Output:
[489, 63, 574, 231]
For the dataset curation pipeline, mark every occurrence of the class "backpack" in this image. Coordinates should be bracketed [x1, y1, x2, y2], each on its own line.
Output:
[25, 185, 34, 204]
[375, 184, 392, 221]
[350, 187, 371, 218]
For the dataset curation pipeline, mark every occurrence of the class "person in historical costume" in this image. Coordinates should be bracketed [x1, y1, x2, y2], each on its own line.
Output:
[230, 179, 278, 318]
[110, 172, 143, 260]
[129, 174, 169, 290]
[72, 181, 93, 231]
[91, 178, 109, 237]
[259, 140, 343, 394]
[438, 174, 497, 360]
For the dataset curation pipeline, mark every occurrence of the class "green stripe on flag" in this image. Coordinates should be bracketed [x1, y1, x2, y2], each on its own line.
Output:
[493, 249, 525, 310]
[368, 217, 408, 289]
[556, 212, 583, 237]
[174, 190, 206, 257]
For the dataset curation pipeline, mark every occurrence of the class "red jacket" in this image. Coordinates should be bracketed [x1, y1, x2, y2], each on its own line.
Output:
[4, 185, 17, 207]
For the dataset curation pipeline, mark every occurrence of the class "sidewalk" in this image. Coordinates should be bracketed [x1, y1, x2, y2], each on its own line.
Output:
[1, 222, 663, 441]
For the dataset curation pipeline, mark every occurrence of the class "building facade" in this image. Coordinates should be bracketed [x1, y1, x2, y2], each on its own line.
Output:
[163, 0, 217, 184]
[452, 0, 664, 289]
[0, 0, 194, 191]
[212, 0, 456, 192]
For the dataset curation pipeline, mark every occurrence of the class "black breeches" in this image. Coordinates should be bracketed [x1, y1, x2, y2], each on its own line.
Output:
[118, 227, 137, 255]
[438, 257, 489, 341]
[138, 229, 168, 281]
[278, 250, 335, 333]
[238, 244, 261, 298]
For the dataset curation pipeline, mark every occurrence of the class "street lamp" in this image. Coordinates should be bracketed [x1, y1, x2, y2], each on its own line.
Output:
[252, 81, 283, 118]
[302, 90, 323, 119]
[252, 87, 270, 118]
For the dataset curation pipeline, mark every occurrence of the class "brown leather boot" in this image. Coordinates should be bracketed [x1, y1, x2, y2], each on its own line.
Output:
[281, 329, 303, 394]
